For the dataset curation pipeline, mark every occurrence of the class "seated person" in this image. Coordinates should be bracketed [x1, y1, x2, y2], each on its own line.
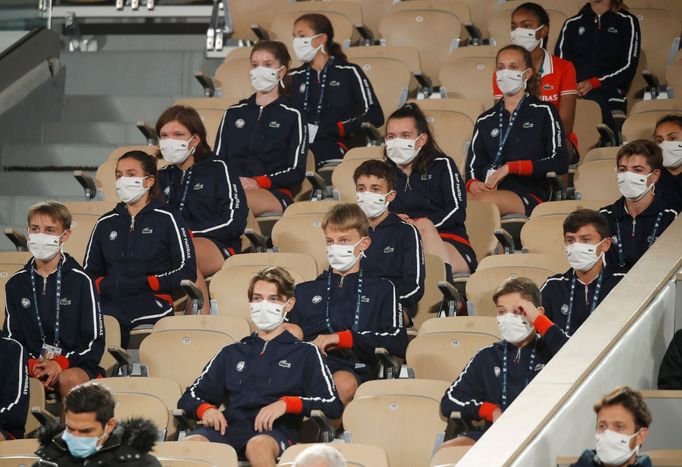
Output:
[467, 45, 569, 217]
[0, 336, 28, 440]
[653, 114, 682, 207]
[293, 444, 347, 467]
[571, 386, 652, 467]
[3, 201, 104, 399]
[157, 105, 248, 314]
[541, 209, 625, 336]
[287, 203, 408, 406]
[178, 267, 342, 467]
[385, 103, 477, 274]
[34, 382, 161, 466]
[599, 140, 679, 271]
[354, 159, 425, 319]
[215, 41, 307, 216]
[440, 277, 568, 446]
[84, 151, 197, 347]
[658, 329, 682, 389]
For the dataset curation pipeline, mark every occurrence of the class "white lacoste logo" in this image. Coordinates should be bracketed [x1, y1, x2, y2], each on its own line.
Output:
[383, 246, 395, 254]
[278, 360, 291, 368]
[59, 298, 72, 306]
[522, 122, 533, 129]
[361, 295, 370, 303]
[193, 183, 204, 191]
[534, 363, 545, 372]
[329, 80, 341, 87]
[269, 121, 280, 128]
[141, 227, 153, 235]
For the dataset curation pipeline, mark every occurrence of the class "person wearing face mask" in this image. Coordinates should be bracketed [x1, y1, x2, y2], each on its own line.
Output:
[84, 151, 197, 347]
[288, 14, 384, 167]
[570, 386, 652, 467]
[34, 382, 161, 466]
[0, 337, 28, 440]
[555, 0, 640, 136]
[384, 103, 477, 274]
[157, 105, 248, 314]
[214, 41, 307, 216]
[653, 114, 682, 208]
[599, 140, 679, 272]
[540, 209, 625, 336]
[287, 204, 407, 407]
[178, 267, 342, 467]
[439, 277, 568, 448]
[353, 159, 425, 320]
[468, 45, 569, 217]
[493, 3, 579, 163]
[2, 201, 104, 400]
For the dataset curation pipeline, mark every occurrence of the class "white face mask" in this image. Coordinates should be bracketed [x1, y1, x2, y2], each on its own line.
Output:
[595, 429, 640, 465]
[497, 312, 534, 344]
[250, 299, 289, 332]
[159, 135, 195, 165]
[510, 26, 544, 52]
[659, 140, 682, 168]
[386, 136, 422, 166]
[250, 65, 283, 93]
[356, 191, 392, 219]
[327, 238, 365, 272]
[496, 68, 528, 96]
[293, 35, 323, 63]
[28, 232, 64, 261]
[617, 171, 654, 201]
[565, 239, 605, 272]
[116, 176, 149, 204]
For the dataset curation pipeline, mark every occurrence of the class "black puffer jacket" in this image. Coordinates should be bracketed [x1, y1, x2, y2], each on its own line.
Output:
[34, 418, 161, 466]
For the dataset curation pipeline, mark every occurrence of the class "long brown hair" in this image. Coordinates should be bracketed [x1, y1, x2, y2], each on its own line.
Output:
[496, 44, 540, 98]
[251, 40, 292, 96]
[295, 13, 347, 62]
[117, 151, 164, 202]
[155, 105, 211, 161]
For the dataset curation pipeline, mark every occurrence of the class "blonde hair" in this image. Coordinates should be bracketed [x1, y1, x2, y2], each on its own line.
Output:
[27, 200, 72, 230]
[321, 203, 369, 237]
[247, 266, 295, 301]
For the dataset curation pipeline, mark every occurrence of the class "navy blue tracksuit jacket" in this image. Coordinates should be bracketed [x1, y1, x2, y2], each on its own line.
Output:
[158, 154, 248, 257]
[3, 254, 104, 379]
[0, 337, 28, 440]
[177, 330, 343, 443]
[364, 213, 425, 318]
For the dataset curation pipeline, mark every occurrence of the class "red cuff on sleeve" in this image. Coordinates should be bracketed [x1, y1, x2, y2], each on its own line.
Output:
[336, 121, 346, 138]
[533, 314, 554, 337]
[588, 77, 602, 89]
[28, 358, 38, 377]
[466, 178, 477, 193]
[95, 276, 105, 294]
[196, 403, 217, 419]
[253, 176, 272, 189]
[52, 355, 70, 371]
[336, 330, 353, 349]
[147, 276, 160, 291]
[188, 229, 194, 239]
[506, 161, 533, 176]
[280, 396, 304, 414]
[479, 402, 499, 422]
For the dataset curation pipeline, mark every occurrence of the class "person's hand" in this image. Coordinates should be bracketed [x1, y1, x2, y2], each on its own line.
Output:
[577, 80, 594, 97]
[33, 360, 62, 389]
[240, 177, 258, 191]
[468, 180, 492, 195]
[492, 406, 503, 423]
[311, 333, 340, 356]
[485, 165, 509, 189]
[201, 408, 228, 435]
[254, 400, 287, 432]
[515, 299, 542, 325]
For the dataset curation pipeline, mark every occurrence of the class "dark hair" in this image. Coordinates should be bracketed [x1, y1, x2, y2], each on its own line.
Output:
[117, 150, 164, 202]
[512, 2, 550, 48]
[655, 114, 682, 132]
[496, 45, 541, 98]
[65, 383, 115, 427]
[611, 0, 625, 11]
[563, 209, 610, 240]
[384, 103, 447, 175]
[493, 276, 542, 307]
[251, 40, 292, 96]
[28, 200, 72, 230]
[155, 105, 211, 161]
[295, 13, 347, 62]
[353, 159, 397, 191]
[616, 139, 664, 171]
[593, 386, 652, 430]
[247, 266, 295, 301]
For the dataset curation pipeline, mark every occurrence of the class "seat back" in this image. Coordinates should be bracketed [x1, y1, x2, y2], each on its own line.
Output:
[100, 315, 121, 376]
[0, 439, 40, 457]
[355, 377, 451, 400]
[497, 0, 582, 17]
[638, 389, 682, 450]
[622, 110, 669, 142]
[574, 98, 602, 158]
[226, 0, 278, 42]
[271, 214, 328, 271]
[529, 200, 610, 219]
[631, 97, 682, 115]
[63, 201, 117, 217]
[65, 213, 101, 266]
[278, 443, 389, 467]
[153, 440, 238, 467]
[580, 146, 620, 165]
[331, 158, 366, 202]
[213, 59, 252, 101]
[413, 254, 448, 330]
[347, 57, 411, 115]
[342, 146, 384, 161]
[439, 57, 497, 109]
[283, 200, 342, 217]
[520, 216, 569, 254]
[173, 97, 241, 148]
[422, 109, 473, 173]
[100, 377, 182, 412]
[417, 316, 501, 337]
[113, 392, 169, 438]
[391, 0, 473, 34]
[152, 315, 251, 342]
[222, 252, 319, 281]
[0, 254, 31, 329]
[25, 377, 46, 436]
[429, 446, 472, 466]
[0, 456, 39, 466]
[409, 98, 484, 126]
[345, 45, 423, 77]
[574, 159, 620, 203]
[465, 200, 501, 261]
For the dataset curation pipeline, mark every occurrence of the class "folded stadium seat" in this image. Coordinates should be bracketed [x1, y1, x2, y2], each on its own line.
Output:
[0, 252, 32, 329]
[153, 441, 238, 467]
[464, 200, 505, 260]
[622, 110, 673, 142]
[579, 146, 620, 166]
[344, 56, 411, 119]
[100, 315, 122, 377]
[343, 386, 447, 467]
[271, 213, 329, 271]
[573, 159, 621, 202]
[390, 0, 476, 41]
[331, 158, 367, 202]
[574, 99, 604, 159]
[342, 145, 384, 161]
[465, 253, 568, 316]
[408, 98, 485, 127]
[529, 199, 611, 218]
[487, 7, 567, 53]
[220, 251, 319, 281]
[430, 445, 472, 466]
[379, 9, 463, 88]
[173, 97, 242, 148]
[438, 47, 498, 109]
[282, 200, 342, 217]
[345, 45, 424, 96]
[278, 443, 389, 467]
[413, 254, 451, 330]
[519, 215, 569, 255]
[405, 317, 500, 380]
[0, 439, 39, 459]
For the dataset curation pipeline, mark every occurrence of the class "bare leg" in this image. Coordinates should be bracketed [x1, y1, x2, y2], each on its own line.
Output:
[245, 434, 280, 467]
[183, 434, 210, 442]
[440, 436, 477, 448]
[56, 367, 90, 399]
[468, 190, 525, 216]
[188, 237, 225, 315]
[413, 218, 471, 274]
[333, 370, 359, 407]
[245, 188, 284, 216]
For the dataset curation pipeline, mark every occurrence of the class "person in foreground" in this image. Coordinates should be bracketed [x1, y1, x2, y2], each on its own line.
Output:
[571, 386, 652, 467]
[34, 382, 161, 466]
[293, 444, 347, 467]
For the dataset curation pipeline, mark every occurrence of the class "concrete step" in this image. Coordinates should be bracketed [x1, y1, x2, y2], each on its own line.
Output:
[1, 143, 117, 169]
[0, 195, 47, 226]
[41, 121, 147, 145]
[62, 95, 175, 123]
[0, 172, 93, 198]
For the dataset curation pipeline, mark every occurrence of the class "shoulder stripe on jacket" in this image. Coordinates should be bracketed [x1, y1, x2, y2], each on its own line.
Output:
[83, 212, 119, 269]
[192, 160, 237, 234]
[433, 157, 462, 227]
[0, 337, 25, 415]
[557, 14, 584, 58]
[301, 342, 338, 403]
[599, 12, 637, 81]
[400, 221, 423, 301]
[152, 209, 187, 278]
[68, 269, 101, 359]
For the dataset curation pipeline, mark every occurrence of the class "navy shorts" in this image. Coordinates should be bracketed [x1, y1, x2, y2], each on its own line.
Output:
[188, 423, 293, 459]
[101, 293, 174, 347]
[204, 236, 239, 260]
[325, 353, 374, 385]
[268, 188, 294, 211]
[439, 233, 479, 272]
[507, 190, 544, 217]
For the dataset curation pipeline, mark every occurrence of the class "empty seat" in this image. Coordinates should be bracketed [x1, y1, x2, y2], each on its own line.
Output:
[622, 111, 668, 142]
[417, 315, 501, 337]
[173, 97, 242, 148]
[520, 216, 569, 254]
[152, 315, 251, 342]
[439, 56, 497, 109]
[413, 254, 449, 330]
[464, 200, 501, 262]
[574, 98, 602, 158]
[226, 0, 279, 42]
[221, 252, 319, 281]
[529, 200, 611, 218]
[580, 146, 620, 165]
[409, 98, 485, 127]
[153, 440, 238, 467]
[630, 97, 682, 115]
[278, 443, 389, 467]
[345, 45, 423, 89]
[346, 56, 411, 115]
[271, 214, 328, 272]
[574, 159, 621, 202]
[283, 200, 342, 217]
[100, 315, 122, 376]
[391, 0, 474, 39]
[356, 378, 451, 400]
[331, 158, 367, 202]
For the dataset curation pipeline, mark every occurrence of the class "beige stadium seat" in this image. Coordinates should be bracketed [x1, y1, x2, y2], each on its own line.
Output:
[379, 9, 462, 86]
[65, 213, 102, 266]
[574, 160, 620, 203]
[226, 0, 279, 42]
[100, 315, 121, 376]
[529, 200, 611, 218]
[105, 144, 158, 163]
[0, 456, 38, 466]
[271, 214, 328, 272]
[347, 56, 411, 115]
[580, 146, 620, 165]
[430, 445, 472, 466]
[342, 146, 384, 161]
[413, 254, 449, 330]
[622, 111, 669, 142]
[153, 440, 238, 467]
[278, 443, 389, 467]
[173, 97, 242, 148]
[283, 200, 342, 217]
[496, 0, 582, 17]
[466, 253, 568, 316]
[224, 46, 252, 62]
[417, 315, 501, 338]
[409, 98, 485, 126]
[113, 392, 169, 439]
[665, 53, 682, 97]
[0, 439, 39, 457]
[331, 158, 368, 202]
[422, 109, 473, 172]
[356, 378, 450, 400]
[391, 0, 474, 39]
[488, 8, 568, 53]
[25, 377, 46, 436]
[139, 330, 234, 389]
[465, 200, 501, 262]
[343, 392, 447, 467]
[439, 56, 497, 109]
[152, 315, 251, 342]
[630, 97, 682, 115]
[520, 216, 568, 254]
[345, 44, 423, 80]
[213, 59, 252, 101]
[0, 252, 32, 328]
[574, 99, 602, 158]
[63, 201, 116, 217]
[221, 252, 319, 281]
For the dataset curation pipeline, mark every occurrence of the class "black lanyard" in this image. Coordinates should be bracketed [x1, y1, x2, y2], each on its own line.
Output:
[614, 211, 664, 268]
[30, 263, 62, 346]
[303, 56, 334, 125]
[565, 271, 603, 335]
[177, 167, 194, 213]
[324, 268, 363, 334]
[493, 94, 527, 169]
[501, 339, 537, 410]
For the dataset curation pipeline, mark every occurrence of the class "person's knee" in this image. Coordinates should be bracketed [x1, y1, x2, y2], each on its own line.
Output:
[333, 372, 358, 405]
[245, 435, 277, 461]
[441, 436, 476, 448]
[57, 369, 89, 397]
[182, 435, 210, 442]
